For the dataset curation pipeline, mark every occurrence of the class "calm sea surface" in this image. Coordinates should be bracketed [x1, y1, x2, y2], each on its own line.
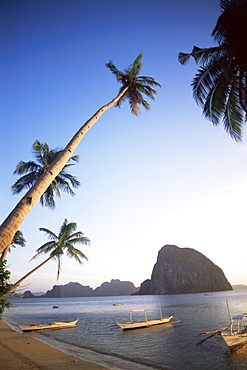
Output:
[3, 289, 247, 369]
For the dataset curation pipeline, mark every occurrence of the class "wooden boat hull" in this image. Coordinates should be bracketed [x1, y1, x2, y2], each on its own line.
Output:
[117, 316, 179, 330]
[221, 332, 247, 350]
[20, 319, 79, 332]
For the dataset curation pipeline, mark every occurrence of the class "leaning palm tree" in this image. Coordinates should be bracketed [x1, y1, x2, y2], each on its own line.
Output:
[10, 219, 90, 292]
[12, 140, 80, 210]
[0, 53, 161, 256]
[1, 230, 26, 262]
[178, 0, 247, 142]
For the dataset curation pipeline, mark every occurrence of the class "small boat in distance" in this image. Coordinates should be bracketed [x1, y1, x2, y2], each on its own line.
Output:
[113, 303, 123, 306]
[116, 304, 180, 330]
[20, 319, 79, 332]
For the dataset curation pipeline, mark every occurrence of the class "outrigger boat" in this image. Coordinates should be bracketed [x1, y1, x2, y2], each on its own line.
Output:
[116, 304, 180, 331]
[20, 319, 79, 332]
[221, 313, 247, 350]
[196, 300, 247, 351]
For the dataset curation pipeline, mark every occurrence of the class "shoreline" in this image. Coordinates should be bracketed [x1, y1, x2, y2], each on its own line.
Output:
[1, 320, 154, 370]
[0, 320, 108, 369]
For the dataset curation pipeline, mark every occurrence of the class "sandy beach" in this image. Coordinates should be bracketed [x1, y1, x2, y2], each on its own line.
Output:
[0, 320, 108, 369]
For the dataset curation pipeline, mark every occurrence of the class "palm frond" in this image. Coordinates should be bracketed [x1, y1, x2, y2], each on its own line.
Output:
[223, 80, 244, 142]
[192, 46, 226, 64]
[192, 59, 224, 106]
[105, 60, 122, 81]
[31, 241, 58, 260]
[59, 219, 77, 237]
[178, 52, 192, 65]
[137, 76, 161, 88]
[13, 161, 41, 175]
[38, 227, 58, 240]
[41, 185, 57, 209]
[239, 72, 247, 113]
[220, 0, 232, 12]
[10, 230, 26, 249]
[203, 71, 229, 125]
[67, 235, 90, 245]
[12, 172, 38, 194]
[128, 53, 143, 78]
[140, 98, 150, 110]
[66, 244, 88, 263]
[63, 154, 80, 169]
[56, 172, 80, 189]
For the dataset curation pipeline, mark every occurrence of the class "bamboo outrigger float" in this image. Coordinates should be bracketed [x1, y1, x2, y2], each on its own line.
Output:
[116, 304, 180, 331]
[20, 319, 79, 332]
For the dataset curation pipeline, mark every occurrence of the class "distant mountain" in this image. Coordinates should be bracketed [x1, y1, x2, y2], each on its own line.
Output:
[136, 245, 232, 295]
[93, 279, 137, 296]
[23, 279, 137, 298]
[232, 284, 247, 289]
[22, 290, 35, 298]
[32, 292, 45, 296]
[45, 282, 94, 298]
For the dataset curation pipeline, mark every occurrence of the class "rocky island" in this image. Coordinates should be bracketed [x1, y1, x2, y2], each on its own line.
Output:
[136, 245, 232, 294]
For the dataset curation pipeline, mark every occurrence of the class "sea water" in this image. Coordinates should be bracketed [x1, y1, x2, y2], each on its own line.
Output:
[3, 289, 247, 369]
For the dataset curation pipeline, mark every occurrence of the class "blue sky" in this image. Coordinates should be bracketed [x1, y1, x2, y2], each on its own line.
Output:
[1, 0, 247, 293]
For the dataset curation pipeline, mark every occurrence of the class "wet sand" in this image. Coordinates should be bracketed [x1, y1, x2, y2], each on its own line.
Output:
[0, 320, 108, 369]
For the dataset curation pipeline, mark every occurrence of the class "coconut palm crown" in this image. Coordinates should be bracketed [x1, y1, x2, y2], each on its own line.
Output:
[8, 219, 90, 293]
[31, 219, 89, 280]
[106, 53, 161, 116]
[178, 0, 247, 142]
[12, 140, 80, 209]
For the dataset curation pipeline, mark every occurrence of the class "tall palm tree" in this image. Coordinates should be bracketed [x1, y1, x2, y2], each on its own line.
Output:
[1, 230, 26, 262]
[178, 0, 247, 142]
[12, 140, 80, 210]
[10, 219, 90, 291]
[0, 53, 161, 256]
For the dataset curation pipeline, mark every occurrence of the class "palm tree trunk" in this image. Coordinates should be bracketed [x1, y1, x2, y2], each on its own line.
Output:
[0, 87, 128, 257]
[9, 256, 53, 293]
[1, 247, 9, 262]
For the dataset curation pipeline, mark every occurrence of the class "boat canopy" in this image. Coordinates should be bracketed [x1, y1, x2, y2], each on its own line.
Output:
[232, 314, 247, 320]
